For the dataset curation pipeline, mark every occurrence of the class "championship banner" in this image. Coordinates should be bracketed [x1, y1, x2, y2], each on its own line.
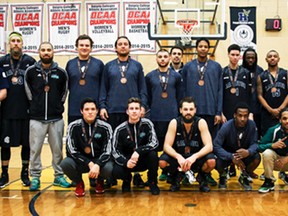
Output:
[47, 2, 81, 54]
[10, 3, 43, 54]
[86, 2, 120, 53]
[123, 1, 156, 54]
[0, 4, 8, 55]
[230, 7, 257, 52]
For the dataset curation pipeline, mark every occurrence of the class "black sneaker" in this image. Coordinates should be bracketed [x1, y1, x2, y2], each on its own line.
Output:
[122, 180, 131, 192]
[104, 177, 118, 189]
[0, 173, 9, 188]
[258, 178, 275, 193]
[197, 172, 210, 192]
[89, 178, 96, 187]
[218, 176, 227, 189]
[21, 169, 30, 186]
[278, 172, 288, 185]
[149, 182, 160, 195]
[133, 173, 145, 188]
[229, 165, 236, 177]
[238, 173, 252, 191]
[170, 182, 180, 192]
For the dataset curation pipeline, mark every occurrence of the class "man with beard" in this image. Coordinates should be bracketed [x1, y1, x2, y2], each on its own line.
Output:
[257, 50, 288, 136]
[213, 102, 260, 191]
[99, 36, 148, 187]
[145, 49, 183, 181]
[159, 97, 216, 192]
[169, 46, 184, 74]
[24, 42, 70, 191]
[0, 31, 36, 188]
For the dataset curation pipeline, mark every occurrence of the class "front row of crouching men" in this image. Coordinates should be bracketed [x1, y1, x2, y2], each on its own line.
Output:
[61, 97, 288, 197]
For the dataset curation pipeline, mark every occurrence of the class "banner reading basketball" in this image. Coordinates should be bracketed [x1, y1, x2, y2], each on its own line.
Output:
[0, 4, 8, 54]
[47, 3, 80, 54]
[86, 2, 119, 53]
[10, 4, 43, 54]
[123, 1, 156, 54]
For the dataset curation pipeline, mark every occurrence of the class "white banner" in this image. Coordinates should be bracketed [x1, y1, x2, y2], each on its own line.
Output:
[123, 1, 156, 54]
[47, 3, 81, 54]
[86, 2, 120, 53]
[10, 3, 43, 54]
[0, 4, 8, 55]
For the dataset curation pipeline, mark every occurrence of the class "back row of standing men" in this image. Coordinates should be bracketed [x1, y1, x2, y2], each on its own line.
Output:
[0, 32, 287, 196]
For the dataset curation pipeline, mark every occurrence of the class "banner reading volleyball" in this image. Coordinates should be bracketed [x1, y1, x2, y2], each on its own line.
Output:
[123, 1, 156, 54]
[86, 2, 120, 53]
[10, 3, 43, 54]
[0, 4, 8, 54]
[230, 7, 257, 52]
[47, 3, 80, 54]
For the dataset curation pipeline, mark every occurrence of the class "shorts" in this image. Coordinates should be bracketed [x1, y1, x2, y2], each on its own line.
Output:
[0, 119, 29, 147]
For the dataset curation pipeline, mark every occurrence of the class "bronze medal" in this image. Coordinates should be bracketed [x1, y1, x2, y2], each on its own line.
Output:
[11, 76, 18, 83]
[84, 146, 91, 154]
[120, 77, 127, 84]
[184, 146, 191, 154]
[198, 79, 204, 86]
[44, 85, 50, 92]
[161, 91, 168, 98]
[230, 87, 236, 94]
[271, 87, 277, 93]
[79, 79, 86, 86]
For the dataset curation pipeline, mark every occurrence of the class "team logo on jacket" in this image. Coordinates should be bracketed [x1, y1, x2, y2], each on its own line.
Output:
[51, 74, 59, 79]
[94, 133, 102, 138]
[139, 132, 146, 138]
[4, 136, 10, 144]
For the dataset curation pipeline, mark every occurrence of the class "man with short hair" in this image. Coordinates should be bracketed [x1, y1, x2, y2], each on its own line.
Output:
[170, 46, 184, 74]
[159, 97, 216, 192]
[258, 108, 288, 193]
[24, 42, 70, 191]
[213, 102, 260, 191]
[112, 97, 160, 195]
[61, 98, 113, 197]
[0, 31, 36, 188]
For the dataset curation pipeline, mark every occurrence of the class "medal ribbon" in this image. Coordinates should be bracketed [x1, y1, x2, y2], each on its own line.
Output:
[181, 118, 194, 154]
[197, 59, 208, 80]
[81, 119, 98, 154]
[10, 55, 23, 77]
[77, 57, 91, 79]
[268, 69, 279, 88]
[118, 58, 130, 80]
[158, 69, 170, 93]
[228, 67, 239, 88]
[40, 67, 52, 86]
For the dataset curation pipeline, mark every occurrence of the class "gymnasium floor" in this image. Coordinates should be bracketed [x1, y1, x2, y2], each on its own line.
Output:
[1, 145, 288, 216]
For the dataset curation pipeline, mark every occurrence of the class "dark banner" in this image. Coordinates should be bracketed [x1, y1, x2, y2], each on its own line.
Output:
[230, 7, 256, 52]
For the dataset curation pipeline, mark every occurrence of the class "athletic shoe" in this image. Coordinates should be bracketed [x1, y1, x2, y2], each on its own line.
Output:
[258, 178, 275, 193]
[75, 181, 85, 197]
[104, 177, 117, 189]
[30, 178, 40, 191]
[238, 173, 252, 191]
[133, 173, 145, 188]
[259, 173, 265, 181]
[218, 176, 227, 189]
[159, 173, 167, 181]
[89, 178, 96, 187]
[149, 182, 160, 195]
[170, 182, 180, 192]
[95, 178, 105, 194]
[53, 176, 71, 188]
[21, 169, 30, 186]
[229, 165, 236, 177]
[247, 175, 253, 183]
[0, 173, 9, 188]
[122, 180, 131, 192]
[181, 176, 190, 186]
[278, 172, 288, 185]
[248, 172, 258, 179]
[206, 173, 217, 186]
[185, 170, 196, 184]
[197, 172, 210, 192]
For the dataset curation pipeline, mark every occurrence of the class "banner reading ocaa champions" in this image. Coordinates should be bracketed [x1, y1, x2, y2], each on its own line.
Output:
[230, 7, 256, 52]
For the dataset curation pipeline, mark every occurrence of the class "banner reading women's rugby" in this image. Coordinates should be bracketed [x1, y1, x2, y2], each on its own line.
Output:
[230, 7, 257, 52]
[0, 4, 8, 54]
[10, 3, 43, 54]
[86, 2, 120, 53]
[47, 3, 80, 54]
[123, 1, 156, 54]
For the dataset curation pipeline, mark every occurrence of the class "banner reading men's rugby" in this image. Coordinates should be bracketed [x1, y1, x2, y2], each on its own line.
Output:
[230, 7, 257, 53]
[86, 2, 120, 53]
[123, 1, 156, 54]
[0, 4, 8, 55]
[10, 3, 43, 54]
[47, 3, 80, 54]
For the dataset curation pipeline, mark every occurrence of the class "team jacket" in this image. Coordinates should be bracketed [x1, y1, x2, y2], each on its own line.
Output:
[213, 119, 258, 161]
[66, 118, 113, 167]
[258, 123, 288, 156]
[112, 118, 158, 167]
[24, 61, 68, 121]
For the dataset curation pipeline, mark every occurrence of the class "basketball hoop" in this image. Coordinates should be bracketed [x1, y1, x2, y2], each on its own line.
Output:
[176, 19, 198, 45]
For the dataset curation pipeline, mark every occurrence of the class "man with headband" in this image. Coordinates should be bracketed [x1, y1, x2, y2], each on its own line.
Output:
[0, 31, 36, 188]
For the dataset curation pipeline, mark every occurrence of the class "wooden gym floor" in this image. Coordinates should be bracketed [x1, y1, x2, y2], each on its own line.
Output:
[1, 145, 288, 216]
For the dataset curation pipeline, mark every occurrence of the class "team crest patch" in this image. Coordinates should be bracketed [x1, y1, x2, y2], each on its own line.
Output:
[94, 133, 102, 138]
[4, 136, 10, 143]
[139, 132, 146, 138]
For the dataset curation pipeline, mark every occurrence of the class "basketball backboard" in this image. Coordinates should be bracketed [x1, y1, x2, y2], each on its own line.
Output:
[148, 0, 227, 43]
